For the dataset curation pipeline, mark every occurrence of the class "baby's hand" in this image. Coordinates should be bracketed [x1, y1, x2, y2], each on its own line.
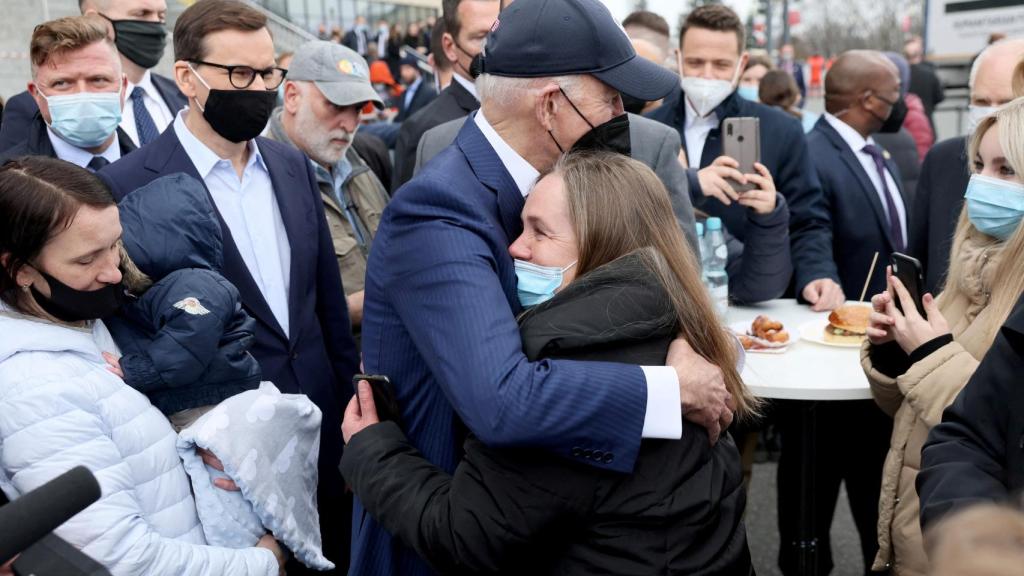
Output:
[102, 352, 124, 379]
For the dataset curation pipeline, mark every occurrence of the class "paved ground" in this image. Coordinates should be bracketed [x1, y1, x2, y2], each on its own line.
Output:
[746, 462, 866, 576]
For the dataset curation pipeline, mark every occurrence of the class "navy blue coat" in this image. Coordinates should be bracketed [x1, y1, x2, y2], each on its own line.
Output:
[646, 89, 837, 293]
[918, 293, 1024, 529]
[106, 174, 261, 415]
[807, 117, 909, 299]
[0, 73, 186, 153]
[96, 125, 360, 571]
[908, 136, 970, 294]
[354, 116, 651, 576]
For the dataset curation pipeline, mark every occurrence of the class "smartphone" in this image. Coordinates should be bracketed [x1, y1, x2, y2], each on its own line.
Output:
[353, 374, 402, 425]
[889, 252, 926, 318]
[722, 117, 761, 193]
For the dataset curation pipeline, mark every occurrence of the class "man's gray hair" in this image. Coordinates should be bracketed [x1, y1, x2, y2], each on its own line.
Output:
[969, 38, 1024, 93]
[475, 73, 583, 109]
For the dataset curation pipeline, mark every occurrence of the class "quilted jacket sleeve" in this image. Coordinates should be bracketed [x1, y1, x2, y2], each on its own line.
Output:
[0, 367, 278, 576]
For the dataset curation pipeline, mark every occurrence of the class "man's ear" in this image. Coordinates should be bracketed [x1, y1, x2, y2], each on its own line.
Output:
[282, 81, 301, 114]
[535, 82, 560, 131]
[441, 32, 458, 67]
[173, 61, 196, 100]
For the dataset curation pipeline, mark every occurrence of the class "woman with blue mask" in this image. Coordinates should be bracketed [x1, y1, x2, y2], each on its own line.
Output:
[861, 97, 1024, 576]
[339, 151, 758, 575]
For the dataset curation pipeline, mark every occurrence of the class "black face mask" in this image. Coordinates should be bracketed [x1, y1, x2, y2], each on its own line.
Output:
[871, 93, 908, 134]
[549, 87, 632, 156]
[101, 14, 167, 69]
[31, 269, 125, 323]
[197, 87, 277, 143]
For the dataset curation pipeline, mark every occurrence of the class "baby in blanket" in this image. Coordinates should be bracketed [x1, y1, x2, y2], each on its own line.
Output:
[104, 173, 332, 571]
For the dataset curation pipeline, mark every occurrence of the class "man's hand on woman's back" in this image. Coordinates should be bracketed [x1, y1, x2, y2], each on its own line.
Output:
[667, 338, 735, 444]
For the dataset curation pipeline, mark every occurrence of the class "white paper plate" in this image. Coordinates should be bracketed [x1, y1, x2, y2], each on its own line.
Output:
[730, 320, 798, 354]
[798, 318, 865, 348]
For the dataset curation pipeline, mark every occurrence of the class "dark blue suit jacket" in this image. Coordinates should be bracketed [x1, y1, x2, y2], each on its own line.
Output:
[0, 73, 186, 152]
[646, 88, 837, 293]
[909, 136, 969, 294]
[395, 79, 438, 123]
[96, 126, 360, 495]
[353, 116, 649, 575]
[807, 117, 910, 299]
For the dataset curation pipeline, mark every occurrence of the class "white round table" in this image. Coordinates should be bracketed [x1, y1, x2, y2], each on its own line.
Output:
[727, 299, 872, 401]
[727, 299, 874, 575]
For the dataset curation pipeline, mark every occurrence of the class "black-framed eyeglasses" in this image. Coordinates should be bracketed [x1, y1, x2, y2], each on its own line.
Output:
[190, 60, 287, 90]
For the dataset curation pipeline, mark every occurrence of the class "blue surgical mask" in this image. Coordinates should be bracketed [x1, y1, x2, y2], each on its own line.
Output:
[737, 85, 760, 102]
[965, 174, 1024, 240]
[41, 87, 123, 148]
[514, 259, 577, 307]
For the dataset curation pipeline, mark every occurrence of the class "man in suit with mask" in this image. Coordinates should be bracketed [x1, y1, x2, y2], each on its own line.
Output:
[0, 0, 185, 152]
[0, 16, 135, 169]
[390, 0, 499, 190]
[786, 50, 908, 576]
[646, 4, 841, 313]
[96, 2, 360, 573]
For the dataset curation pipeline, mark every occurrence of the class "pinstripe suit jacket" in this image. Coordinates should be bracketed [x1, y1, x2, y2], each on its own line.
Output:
[352, 115, 650, 575]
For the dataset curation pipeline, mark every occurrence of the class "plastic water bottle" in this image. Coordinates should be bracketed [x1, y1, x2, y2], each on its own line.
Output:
[704, 217, 729, 317]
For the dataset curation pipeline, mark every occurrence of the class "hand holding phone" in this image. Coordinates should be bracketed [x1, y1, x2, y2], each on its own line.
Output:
[352, 374, 402, 425]
[722, 117, 761, 194]
[889, 253, 926, 318]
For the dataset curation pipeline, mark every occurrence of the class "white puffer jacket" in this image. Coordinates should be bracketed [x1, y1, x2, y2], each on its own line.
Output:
[0, 309, 278, 576]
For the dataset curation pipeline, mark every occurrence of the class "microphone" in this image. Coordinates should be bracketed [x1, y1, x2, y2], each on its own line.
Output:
[0, 466, 101, 565]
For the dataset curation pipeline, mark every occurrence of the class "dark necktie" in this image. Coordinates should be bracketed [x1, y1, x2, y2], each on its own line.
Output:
[131, 86, 160, 147]
[862, 144, 905, 251]
[87, 156, 109, 172]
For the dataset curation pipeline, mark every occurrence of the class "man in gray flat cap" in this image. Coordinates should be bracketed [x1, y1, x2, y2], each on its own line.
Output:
[266, 40, 391, 334]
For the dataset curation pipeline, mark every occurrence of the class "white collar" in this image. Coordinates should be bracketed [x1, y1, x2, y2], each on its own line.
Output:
[453, 73, 479, 101]
[46, 127, 121, 168]
[172, 109, 268, 179]
[472, 109, 539, 198]
[823, 112, 875, 153]
[126, 69, 157, 99]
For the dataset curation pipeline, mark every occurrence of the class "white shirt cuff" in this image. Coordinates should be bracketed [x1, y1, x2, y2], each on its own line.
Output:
[640, 366, 682, 439]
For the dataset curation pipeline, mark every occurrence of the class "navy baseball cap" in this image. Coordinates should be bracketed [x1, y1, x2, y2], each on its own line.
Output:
[478, 0, 679, 101]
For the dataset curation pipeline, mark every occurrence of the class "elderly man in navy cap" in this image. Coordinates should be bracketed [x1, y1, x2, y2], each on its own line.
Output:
[345, 1, 732, 574]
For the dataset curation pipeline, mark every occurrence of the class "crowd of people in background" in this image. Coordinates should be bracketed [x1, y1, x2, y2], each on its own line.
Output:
[3, 0, 1024, 576]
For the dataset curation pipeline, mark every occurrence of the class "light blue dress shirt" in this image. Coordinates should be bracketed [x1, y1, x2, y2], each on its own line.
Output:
[172, 111, 292, 336]
[46, 127, 121, 168]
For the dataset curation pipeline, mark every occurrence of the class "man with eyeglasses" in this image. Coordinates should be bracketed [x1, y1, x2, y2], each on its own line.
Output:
[97, 1, 360, 574]
[391, 0, 500, 190]
[0, 0, 186, 152]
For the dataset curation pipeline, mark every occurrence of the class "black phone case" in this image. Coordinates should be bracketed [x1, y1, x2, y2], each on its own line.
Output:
[355, 375, 403, 426]
[890, 254, 926, 318]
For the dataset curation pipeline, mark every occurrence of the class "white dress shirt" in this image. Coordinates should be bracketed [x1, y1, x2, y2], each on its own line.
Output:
[473, 110, 683, 439]
[452, 73, 479, 101]
[173, 111, 292, 336]
[46, 127, 121, 168]
[121, 70, 174, 147]
[823, 113, 907, 242]
[683, 96, 720, 169]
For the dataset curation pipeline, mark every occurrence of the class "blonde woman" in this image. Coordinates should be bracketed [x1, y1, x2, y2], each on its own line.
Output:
[862, 97, 1024, 575]
[340, 151, 758, 575]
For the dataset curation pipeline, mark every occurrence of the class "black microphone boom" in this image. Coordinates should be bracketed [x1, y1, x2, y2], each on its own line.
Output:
[0, 465, 101, 565]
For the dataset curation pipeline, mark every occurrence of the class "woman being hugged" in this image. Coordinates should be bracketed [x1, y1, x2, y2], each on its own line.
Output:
[863, 97, 1024, 575]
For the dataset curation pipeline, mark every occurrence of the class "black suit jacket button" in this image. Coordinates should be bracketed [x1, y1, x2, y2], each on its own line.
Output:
[571, 447, 583, 457]
[591, 450, 604, 461]
[603, 453, 614, 464]
[582, 449, 593, 459]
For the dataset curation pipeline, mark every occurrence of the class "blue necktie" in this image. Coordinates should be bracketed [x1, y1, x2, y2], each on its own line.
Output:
[130, 86, 160, 146]
[87, 156, 109, 172]
[862, 144, 905, 251]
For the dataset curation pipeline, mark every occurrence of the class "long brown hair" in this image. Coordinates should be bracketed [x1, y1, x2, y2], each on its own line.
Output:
[551, 151, 760, 420]
[943, 97, 1024, 348]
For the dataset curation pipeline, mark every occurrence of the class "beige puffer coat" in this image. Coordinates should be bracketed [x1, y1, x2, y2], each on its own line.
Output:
[861, 228, 1005, 575]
